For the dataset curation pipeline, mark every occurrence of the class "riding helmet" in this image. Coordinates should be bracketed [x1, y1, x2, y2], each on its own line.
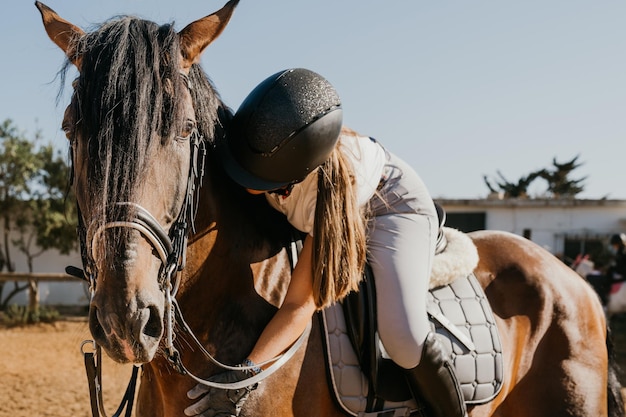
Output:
[221, 68, 343, 191]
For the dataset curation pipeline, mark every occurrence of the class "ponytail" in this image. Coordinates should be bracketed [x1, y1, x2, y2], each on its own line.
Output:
[311, 131, 368, 309]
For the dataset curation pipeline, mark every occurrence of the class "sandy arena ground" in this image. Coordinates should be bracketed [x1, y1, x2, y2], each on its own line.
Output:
[0, 320, 133, 417]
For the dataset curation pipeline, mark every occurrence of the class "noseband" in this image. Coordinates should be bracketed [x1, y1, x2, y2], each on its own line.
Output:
[88, 203, 173, 283]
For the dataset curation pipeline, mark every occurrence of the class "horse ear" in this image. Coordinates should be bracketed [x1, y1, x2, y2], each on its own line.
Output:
[178, 0, 239, 71]
[35, 1, 85, 69]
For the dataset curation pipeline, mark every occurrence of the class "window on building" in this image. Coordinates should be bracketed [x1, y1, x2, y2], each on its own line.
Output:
[563, 237, 608, 268]
[445, 212, 486, 233]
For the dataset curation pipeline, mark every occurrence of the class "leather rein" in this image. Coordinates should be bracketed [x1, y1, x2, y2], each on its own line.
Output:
[69, 82, 309, 416]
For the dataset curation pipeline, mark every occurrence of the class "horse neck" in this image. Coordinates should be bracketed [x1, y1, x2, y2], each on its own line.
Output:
[177, 156, 293, 327]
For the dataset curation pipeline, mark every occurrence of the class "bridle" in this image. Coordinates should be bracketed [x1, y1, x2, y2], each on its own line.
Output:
[70, 78, 309, 417]
[73, 125, 205, 417]
[82, 126, 204, 296]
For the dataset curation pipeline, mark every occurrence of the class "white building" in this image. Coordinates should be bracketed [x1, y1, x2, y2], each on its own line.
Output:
[437, 197, 626, 264]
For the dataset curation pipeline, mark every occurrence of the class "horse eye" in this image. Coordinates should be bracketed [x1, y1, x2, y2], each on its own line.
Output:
[62, 124, 73, 140]
[177, 120, 196, 140]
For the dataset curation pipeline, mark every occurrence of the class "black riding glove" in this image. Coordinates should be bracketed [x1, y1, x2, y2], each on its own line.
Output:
[184, 369, 258, 417]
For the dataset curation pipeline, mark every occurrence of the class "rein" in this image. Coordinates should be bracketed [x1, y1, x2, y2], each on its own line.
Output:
[81, 340, 139, 417]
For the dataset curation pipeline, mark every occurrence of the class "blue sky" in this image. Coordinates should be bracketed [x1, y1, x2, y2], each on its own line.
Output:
[3, 0, 626, 199]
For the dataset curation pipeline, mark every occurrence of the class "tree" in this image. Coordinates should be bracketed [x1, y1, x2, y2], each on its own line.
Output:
[0, 119, 77, 315]
[484, 155, 586, 199]
[537, 155, 586, 199]
[483, 170, 543, 199]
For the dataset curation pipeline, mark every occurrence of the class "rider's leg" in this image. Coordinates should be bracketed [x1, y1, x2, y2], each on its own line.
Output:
[367, 155, 466, 417]
[368, 212, 467, 417]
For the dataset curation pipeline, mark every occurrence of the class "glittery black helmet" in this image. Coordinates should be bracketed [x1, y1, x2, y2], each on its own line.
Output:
[221, 68, 343, 191]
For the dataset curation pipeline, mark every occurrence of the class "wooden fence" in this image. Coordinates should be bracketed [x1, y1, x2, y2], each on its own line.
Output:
[0, 272, 76, 282]
[0, 272, 80, 310]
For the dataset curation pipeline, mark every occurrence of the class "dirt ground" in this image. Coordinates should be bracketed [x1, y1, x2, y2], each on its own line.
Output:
[0, 319, 133, 417]
[2, 316, 626, 417]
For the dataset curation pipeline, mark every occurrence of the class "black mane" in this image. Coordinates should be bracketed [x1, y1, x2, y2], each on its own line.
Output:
[64, 16, 229, 249]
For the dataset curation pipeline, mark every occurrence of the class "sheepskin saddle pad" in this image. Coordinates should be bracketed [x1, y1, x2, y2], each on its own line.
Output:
[320, 227, 504, 417]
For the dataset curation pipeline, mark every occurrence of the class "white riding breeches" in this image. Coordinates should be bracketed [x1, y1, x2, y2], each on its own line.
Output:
[367, 150, 438, 369]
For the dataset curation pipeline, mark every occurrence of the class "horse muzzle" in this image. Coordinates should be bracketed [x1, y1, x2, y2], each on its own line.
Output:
[83, 202, 185, 363]
[89, 285, 165, 364]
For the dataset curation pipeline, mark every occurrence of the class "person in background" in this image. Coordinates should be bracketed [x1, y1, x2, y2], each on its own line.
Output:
[583, 256, 610, 305]
[608, 233, 626, 282]
[184, 68, 467, 417]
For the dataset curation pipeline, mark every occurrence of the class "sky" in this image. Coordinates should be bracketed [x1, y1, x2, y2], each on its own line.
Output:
[2, 0, 626, 200]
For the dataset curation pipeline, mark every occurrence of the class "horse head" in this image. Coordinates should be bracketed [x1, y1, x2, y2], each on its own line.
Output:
[36, 1, 239, 364]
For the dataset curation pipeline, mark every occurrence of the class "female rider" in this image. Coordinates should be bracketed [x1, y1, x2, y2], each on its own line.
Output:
[185, 68, 466, 417]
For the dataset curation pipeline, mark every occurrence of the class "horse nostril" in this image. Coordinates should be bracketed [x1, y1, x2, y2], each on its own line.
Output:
[143, 305, 163, 339]
[89, 306, 107, 341]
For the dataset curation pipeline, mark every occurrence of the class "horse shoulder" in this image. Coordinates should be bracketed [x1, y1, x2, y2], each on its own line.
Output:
[251, 250, 293, 308]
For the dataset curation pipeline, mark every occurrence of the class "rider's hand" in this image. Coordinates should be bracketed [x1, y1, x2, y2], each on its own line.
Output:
[184, 369, 258, 417]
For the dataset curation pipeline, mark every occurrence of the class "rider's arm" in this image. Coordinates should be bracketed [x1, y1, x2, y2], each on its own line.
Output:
[246, 233, 317, 367]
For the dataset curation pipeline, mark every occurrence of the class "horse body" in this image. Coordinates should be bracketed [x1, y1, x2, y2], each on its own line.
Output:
[470, 230, 608, 417]
[37, 2, 619, 416]
[135, 227, 611, 417]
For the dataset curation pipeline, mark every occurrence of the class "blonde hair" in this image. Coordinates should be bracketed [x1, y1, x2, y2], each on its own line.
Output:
[311, 127, 368, 309]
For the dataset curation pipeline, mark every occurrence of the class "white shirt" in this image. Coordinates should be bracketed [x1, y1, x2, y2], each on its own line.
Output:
[265, 132, 386, 234]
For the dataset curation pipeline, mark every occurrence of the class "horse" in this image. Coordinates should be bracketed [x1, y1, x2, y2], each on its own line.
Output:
[37, 2, 623, 416]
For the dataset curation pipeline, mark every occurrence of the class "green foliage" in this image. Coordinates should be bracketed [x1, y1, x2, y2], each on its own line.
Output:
[0, 120, 41, 216]
[537, 155, 586, 199]
[0, 118, 77, 309]
[11, 142, 77, 261]
[483, 170, 543, 199]
[0, 304, 60, 327]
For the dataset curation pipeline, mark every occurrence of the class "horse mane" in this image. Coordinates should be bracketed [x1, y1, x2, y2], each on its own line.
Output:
[64, 16, 228, 252]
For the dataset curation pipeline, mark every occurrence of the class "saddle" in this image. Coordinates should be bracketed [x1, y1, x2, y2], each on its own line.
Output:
[318, 209, 504, 416]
